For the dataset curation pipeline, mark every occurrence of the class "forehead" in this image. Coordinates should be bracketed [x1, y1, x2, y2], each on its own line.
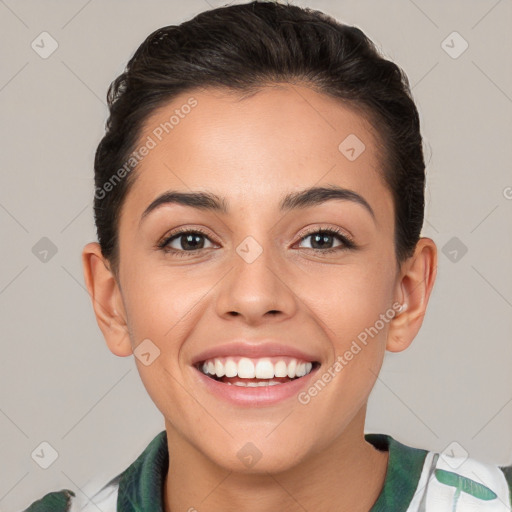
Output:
[122, 83, 391, 219]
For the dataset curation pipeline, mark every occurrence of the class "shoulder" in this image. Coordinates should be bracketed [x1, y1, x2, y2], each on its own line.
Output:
[21, 490, 76, 512]
[403, 442, 512, 511]
[366, 433, 512, 511]
[20, 477, 119, 512]
[20, 431, 167, 512]
[21, 475, 120, 512]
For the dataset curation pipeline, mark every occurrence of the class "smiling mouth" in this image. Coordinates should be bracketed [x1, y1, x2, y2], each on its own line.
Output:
[195, 356, 320, 387]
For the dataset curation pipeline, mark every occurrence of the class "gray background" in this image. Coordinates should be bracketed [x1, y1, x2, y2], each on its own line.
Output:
[1, 0, 511, 509]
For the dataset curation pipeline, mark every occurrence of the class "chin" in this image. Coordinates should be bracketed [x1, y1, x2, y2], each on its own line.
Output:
[202, 435, 314, 475]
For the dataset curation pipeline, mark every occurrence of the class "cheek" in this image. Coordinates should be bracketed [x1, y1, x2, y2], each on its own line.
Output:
[305, 262, 395, 402]
[311, 265, 394, 340]
[120, 257, 209, 340]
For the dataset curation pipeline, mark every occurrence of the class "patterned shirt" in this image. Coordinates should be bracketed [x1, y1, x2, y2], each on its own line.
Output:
[22, 430, 512, 511]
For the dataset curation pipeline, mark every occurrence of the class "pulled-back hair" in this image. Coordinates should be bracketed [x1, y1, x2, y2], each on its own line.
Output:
[94, 0, 426, 277]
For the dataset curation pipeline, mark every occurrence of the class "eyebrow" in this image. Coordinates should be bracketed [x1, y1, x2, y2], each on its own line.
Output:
[139, 185, 376, 225]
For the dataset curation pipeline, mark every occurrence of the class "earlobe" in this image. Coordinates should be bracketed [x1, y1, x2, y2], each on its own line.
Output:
[81, 242, 133, 357]
[386, 238, 438, 353]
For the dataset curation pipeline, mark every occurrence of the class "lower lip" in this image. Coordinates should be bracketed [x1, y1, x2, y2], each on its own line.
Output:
[194, 366, 320, 406]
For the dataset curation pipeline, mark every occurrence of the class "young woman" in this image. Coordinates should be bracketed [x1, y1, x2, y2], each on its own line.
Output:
[23, 1, 512, 511]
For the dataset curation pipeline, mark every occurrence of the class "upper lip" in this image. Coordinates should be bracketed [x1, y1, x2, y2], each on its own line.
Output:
[191, 341, 320, 366]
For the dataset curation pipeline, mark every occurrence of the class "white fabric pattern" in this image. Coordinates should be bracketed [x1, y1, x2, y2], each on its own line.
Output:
[406, 452, 511, 511]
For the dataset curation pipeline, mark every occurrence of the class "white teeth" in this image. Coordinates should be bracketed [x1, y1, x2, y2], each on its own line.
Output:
[287, 359, 296, 378]
[231, 380, 282, 387]
[214, 359, 225, 377]
[274, 360, 288, 378]
[224, 358, 237, 378]
[238, 358, 255, 378]
[199, 356, 315, 380]
[255, 358, 274, 379]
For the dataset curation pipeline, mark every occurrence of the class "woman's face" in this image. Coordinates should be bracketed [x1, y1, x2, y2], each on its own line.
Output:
[96, 84, 416, 472]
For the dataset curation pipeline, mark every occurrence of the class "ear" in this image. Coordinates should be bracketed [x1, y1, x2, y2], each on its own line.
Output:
[81, 242, 133, 357]
[386, 237, 437, 353]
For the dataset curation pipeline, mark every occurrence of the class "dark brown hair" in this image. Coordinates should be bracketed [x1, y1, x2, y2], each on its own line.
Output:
[93, 0, 426, 277]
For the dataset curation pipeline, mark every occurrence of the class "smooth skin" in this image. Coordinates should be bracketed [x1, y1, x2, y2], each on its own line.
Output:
[82, 83, 437, 512]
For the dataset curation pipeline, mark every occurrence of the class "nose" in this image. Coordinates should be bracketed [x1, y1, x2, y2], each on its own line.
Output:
[215, 237, 298, 326]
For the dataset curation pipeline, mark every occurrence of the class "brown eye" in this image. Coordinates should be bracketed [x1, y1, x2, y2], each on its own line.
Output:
[158, 228, 216, 256]
[297, 228, 355, 252]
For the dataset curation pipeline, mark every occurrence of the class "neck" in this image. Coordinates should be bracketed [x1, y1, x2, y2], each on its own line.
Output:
[163, 407, 389, 512]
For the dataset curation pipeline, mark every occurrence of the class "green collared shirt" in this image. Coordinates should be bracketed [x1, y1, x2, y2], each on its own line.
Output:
[23, 431, 512, 511]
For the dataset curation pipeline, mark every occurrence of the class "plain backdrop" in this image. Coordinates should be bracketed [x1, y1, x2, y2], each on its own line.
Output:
[0, 0, 511, 509]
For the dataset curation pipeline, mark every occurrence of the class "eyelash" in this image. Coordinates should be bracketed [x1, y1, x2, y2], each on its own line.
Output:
[157, 226, 356, 258]
[157, 227, 214, 258]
